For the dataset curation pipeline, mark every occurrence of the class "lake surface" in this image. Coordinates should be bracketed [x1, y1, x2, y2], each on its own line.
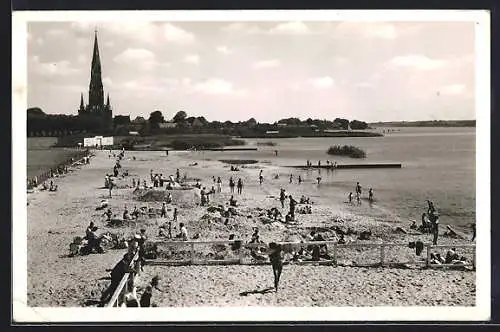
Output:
[203, 127, 476, 228]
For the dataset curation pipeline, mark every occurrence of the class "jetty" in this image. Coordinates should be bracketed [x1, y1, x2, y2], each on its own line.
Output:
[207, 147, 258, 151]
[287, 163, 402, 169]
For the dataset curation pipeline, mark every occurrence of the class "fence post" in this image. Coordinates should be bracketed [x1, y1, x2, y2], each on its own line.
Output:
[426, 244, 431, 267]
[332, 243, 337, 266]
[380, 244, 385, 267]
[190, 243, 195, 264]
[238, 242, 244, 264]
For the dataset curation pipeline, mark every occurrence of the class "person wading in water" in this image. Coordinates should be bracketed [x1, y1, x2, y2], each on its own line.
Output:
[268, 242, 284, 292]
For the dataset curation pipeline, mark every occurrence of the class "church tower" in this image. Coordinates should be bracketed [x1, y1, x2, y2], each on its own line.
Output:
[88, 30, 104, 110]
[77, 30, 113, 133]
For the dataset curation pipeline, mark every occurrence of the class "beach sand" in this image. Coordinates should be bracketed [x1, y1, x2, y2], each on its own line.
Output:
[26, 150, 476, 307]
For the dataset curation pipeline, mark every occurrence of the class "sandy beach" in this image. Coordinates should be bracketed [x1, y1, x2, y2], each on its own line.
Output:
[27, 149, 476, 307]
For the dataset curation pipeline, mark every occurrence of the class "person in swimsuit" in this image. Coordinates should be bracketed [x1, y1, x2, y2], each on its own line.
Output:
[268, 242, 284, 292]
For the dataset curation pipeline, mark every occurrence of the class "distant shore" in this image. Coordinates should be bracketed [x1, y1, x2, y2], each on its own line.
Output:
[370, 120, 475, 127]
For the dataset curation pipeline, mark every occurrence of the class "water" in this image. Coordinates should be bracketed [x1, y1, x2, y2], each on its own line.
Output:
[197, 127, 476, 227]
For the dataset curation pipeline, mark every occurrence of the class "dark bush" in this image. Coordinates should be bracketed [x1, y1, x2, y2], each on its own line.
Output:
[327, 145, 366, 158]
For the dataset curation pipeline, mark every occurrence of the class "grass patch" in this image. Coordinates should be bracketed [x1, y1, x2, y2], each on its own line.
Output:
[327, 145, 366, 159]
[219, 159, 259, 165]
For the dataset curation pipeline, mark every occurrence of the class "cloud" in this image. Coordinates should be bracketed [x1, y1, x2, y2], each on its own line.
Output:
[269, 21, 310, 35]
[77, 55, 87, 65]
[183, 54, 200, 65]
[102, 77, 113, 88]
[253, 59, 281, 69]
[192, 78, 247, 96]
[113, 48, 157, 70]
[216, 46, 232, 54]
[389, 55, 447, 70]
[47, 29, 66, 37]
[30, 56, 81, 77]
[70, 21, 195, 45]
[221, 22, 265, 35]
[163, 23, 195, 44]
[440, 84, 466, 95]
[308, 76, 335, 89]
[335, 22, 398, 39]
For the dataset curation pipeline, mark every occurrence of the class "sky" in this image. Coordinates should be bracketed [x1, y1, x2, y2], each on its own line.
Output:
[27, 20, 476, 123]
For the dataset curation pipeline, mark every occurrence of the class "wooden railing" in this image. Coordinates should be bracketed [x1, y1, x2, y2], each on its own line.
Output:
[106, 251, 140, 308]
[146, 239, 476, 269]
[27, 149, 91, 189]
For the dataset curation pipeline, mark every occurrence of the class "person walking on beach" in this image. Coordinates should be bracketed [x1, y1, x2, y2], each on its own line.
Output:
[356, 192, 361, 205]
[289, 174, 293, 184]
[176, 169, 180, 183]
[237, 178, 243, 194]
[280, 189, 286, 209]
[108, 179, 114, 198]
[160, 202, 167, 218]
[298, 175, 302, 185]
[368, 188, 374, 202]
[173, 208, 178, 223]
[268, 242, 284, 292]
[217, 177, 222, 193]
[348, 192, 353, 204]
[229, 177, 235, 193]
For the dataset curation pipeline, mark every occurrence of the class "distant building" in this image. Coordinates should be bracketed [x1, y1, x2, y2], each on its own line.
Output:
[77, 30, 113, 132]
[158, 122, 177, 129]
[83, 135, 113, 147]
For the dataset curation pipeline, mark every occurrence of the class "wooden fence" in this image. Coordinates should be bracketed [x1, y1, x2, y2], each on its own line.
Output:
[145, 240, 476, 269]
[106, 251, 140, 308]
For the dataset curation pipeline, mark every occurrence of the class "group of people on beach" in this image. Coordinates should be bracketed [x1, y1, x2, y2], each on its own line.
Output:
[347, 182, 374, 205]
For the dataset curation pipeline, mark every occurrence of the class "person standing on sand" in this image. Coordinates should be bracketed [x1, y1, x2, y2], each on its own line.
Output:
[176, 169, 180, 183]
[289, 195, 297, 220]
[316, 176, 321, 185]
[348, 192, 353, 204]
[217, 177, 222, 192]
[259, 174, 264, 185]
[279, 189, 286, 209]
[229, 177, 235, 193]
[426, 200, 440, 245]
[160, 202, 167, 218]
[356, 192, 361, 205]
[298, 175, 302, 184]
[289, 174, 293, 184]
[108, 179, 114, 198]
[368, 188, 374, 202]
[237, 178, 243, 194]
[268, 242, 284, 292]
[275, 150, 278, 156]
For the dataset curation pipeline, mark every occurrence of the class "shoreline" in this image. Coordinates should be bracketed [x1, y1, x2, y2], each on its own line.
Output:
[26, 149, 475, 307]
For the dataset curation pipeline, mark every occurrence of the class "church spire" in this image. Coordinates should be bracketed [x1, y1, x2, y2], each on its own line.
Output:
[88, 29, 104, 107]
[79, 93, 85, 111]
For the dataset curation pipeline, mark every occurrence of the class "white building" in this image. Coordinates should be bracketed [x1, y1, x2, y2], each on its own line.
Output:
[83, 136, 114, 147]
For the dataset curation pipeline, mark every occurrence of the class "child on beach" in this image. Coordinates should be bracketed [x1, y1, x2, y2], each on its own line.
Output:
[217, 177, 222, 192]
[289, 174, 293, 184]
[316, 176, 321, 185]
[348, 192, 353, 204]
[268, 242, 284, 292]
[368, 188, 374, 202]
[259, 174, 264, 185]
[356, 193, 361, 205]
[173, 208, 178, 223]
[280, 189, 286, 209]
[355, 182, 362, 195]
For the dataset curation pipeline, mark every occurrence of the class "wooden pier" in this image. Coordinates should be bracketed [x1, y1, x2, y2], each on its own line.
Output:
[286, 163, 402, 169]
